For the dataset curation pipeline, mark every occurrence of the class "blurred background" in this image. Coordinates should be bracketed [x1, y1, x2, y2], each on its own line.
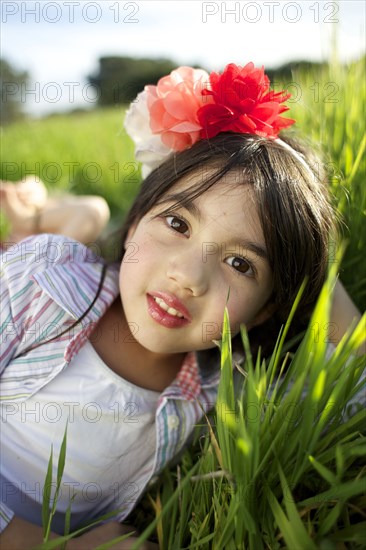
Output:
[1, 1, 365, 308]
[1, 0, 365, 119]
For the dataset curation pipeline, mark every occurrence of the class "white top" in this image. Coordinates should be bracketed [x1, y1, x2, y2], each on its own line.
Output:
[0, 340, 160, 533]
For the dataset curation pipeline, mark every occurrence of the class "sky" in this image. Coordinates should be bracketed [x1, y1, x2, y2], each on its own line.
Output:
[1, 0, 365, 115]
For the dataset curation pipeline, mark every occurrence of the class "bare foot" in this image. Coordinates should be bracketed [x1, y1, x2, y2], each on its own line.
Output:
[13, 176, 48, 209]
[0, 182, 37, 234]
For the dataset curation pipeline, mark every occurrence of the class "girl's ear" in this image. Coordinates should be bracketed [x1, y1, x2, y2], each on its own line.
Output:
[248, 302, 277, 330]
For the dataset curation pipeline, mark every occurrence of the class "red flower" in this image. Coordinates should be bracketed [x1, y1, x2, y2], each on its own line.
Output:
[146, 66, 210, 151]
[197, 62, 295, 139]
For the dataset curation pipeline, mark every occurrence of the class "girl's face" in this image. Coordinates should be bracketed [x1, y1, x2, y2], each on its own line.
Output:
[119, 173, 274, 355]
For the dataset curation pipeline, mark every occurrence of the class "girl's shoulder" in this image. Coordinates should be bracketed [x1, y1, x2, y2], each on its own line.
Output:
[1, 234, 119, 376]
[1, 234, 112, 319]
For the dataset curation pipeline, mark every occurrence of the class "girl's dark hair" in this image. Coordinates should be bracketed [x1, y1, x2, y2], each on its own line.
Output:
[116, 132, 337, 357]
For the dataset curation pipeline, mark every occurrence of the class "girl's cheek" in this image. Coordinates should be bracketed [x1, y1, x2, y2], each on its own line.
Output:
[124, 235, 155, 266]
[226, 295, 259, 329]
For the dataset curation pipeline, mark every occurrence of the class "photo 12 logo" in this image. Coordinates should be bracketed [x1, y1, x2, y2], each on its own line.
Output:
[1, 160, 140, 186]
[202, 1, 339, 24]
[1, 2, 140, 24]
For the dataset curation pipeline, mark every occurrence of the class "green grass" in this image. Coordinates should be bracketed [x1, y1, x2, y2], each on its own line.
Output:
[283, 57, 366, 309]
[1, 57, 365, 548]
[130, 257, 365, 550]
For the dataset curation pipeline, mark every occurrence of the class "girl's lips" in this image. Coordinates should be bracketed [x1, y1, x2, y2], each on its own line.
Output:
[147, 292, 192, 328]
[149, 291, 192, 321]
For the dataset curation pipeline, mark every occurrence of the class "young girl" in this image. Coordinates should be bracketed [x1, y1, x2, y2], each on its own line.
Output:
[0, 62, 362, 549]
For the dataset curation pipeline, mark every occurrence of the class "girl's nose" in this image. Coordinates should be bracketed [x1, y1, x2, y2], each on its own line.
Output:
[166, 248, 209, 297]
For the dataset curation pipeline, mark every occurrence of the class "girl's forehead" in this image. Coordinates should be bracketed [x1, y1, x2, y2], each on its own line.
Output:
[180, 165, 246, 188]
[167, 169, 257, 208]
[159, 174, 262, 236]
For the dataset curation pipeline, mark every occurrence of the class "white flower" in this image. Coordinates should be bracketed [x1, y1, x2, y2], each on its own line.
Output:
[124, 90, 172, 177]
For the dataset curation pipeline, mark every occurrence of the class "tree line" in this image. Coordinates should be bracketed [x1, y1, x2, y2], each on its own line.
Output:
[0, 55, 337, 125]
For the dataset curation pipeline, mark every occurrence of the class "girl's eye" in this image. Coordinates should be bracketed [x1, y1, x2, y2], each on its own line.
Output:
[225, 256, 255, 277]
[165, 216, 189, 235]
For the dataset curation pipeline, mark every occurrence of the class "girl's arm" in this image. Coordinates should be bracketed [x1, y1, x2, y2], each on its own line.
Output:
[329, 280, 365, 354]
[0, 516, 59, 549]
[0, 516, 158, 549]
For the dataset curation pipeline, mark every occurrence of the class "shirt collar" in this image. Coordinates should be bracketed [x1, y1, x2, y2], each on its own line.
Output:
[32, 260, 120, 323]
[164, 350, 221, 402]
[32, 259, 120, 363]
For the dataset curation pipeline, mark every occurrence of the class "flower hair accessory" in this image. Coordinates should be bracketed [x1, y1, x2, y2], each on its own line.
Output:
[124, 62, 295, 176]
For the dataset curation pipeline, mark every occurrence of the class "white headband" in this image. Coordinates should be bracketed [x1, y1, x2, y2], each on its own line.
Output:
[275, 138, 315, 179]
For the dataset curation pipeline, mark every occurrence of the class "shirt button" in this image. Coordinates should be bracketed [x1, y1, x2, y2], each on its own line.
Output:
[167, 415, 179, 430]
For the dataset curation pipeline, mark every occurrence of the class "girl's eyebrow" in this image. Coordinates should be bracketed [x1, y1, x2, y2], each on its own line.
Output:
[234, 240, 269, 263]
[158, 196, 203, 222]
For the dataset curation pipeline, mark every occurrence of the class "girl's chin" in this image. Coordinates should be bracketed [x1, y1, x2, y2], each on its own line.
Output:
[136, 336, 218, 356]
[137, 341, 190, 356]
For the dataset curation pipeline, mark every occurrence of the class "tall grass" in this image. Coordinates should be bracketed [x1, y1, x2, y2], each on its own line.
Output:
[285, 57, 366, 309]
[126, 256, 365, 549]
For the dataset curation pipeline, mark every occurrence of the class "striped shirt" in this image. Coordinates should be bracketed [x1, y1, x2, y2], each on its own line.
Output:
[0, 234, 220, 533]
